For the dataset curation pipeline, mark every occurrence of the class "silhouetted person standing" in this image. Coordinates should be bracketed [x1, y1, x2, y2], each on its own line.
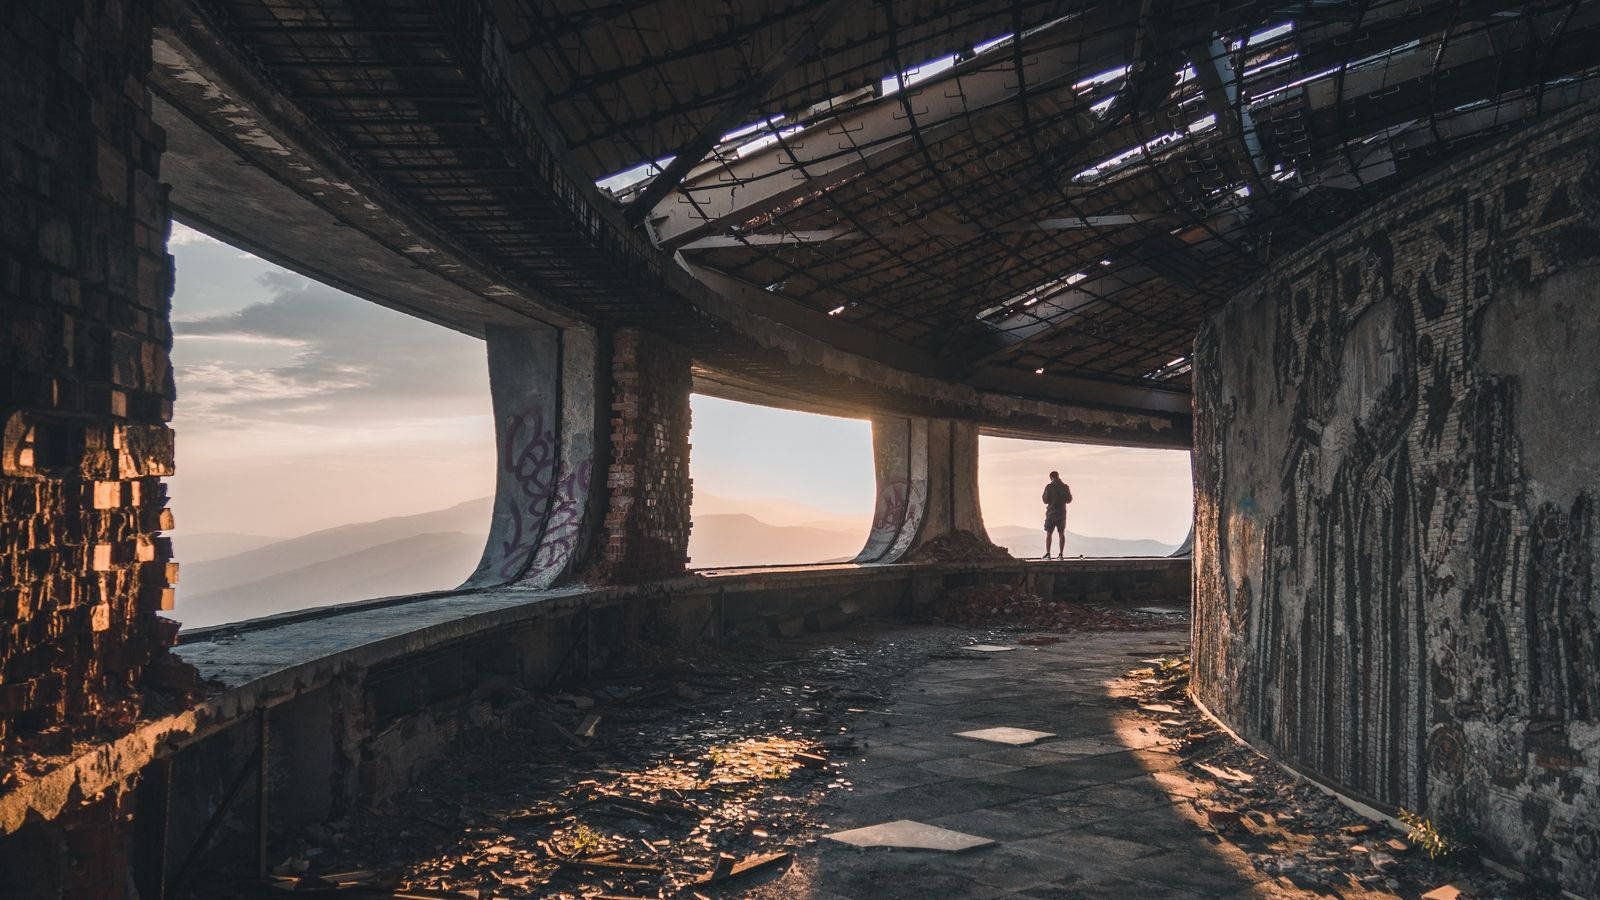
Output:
[1041, 471, 1072, 558]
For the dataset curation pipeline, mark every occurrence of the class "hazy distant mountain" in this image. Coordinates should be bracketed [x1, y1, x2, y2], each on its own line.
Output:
[986, 525, 1178, 559]
[169, 532, 281, 564]
[691, 493, 869, 530]
[176, 532, 484, 629]
[178, 498, 492, 600]
[170, 493, 1176, 630]
[173, 498, 493, 628]
[686, 513, 865, 568]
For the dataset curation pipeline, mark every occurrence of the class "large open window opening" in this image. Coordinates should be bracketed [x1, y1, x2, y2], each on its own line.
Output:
[167, 223, 496, 629]
[687, 396, 873, 568]
[978, 436, 1192, 558]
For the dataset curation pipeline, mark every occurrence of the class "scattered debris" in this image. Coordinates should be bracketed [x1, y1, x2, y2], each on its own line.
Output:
[691, 850, 791, 887]
[1125, 654, 1520, 898]
[901, 530, 1011, 563]
[576, 713, 602, 739]
[934, 584, 1186, 631]
[189, 626, 965, 898]
[1195, 762, 1254, 783]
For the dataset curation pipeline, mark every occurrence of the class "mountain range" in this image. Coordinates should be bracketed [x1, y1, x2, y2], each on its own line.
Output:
[169, 495, 1177, 629]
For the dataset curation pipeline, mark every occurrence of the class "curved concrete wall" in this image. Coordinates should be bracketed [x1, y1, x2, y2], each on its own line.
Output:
[1192, 102, 1600, 894]
[856, 417, 993, 563]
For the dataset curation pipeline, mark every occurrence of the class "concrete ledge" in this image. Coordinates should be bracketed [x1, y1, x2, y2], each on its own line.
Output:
[0, 557, 1187, 837]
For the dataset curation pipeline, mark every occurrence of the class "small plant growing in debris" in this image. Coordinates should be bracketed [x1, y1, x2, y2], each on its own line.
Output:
[569, 824, 602, 854]
[1398, 807, 1471, 860]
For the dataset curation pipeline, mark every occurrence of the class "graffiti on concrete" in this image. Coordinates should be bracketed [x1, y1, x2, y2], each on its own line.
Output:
[871, 477, 910, 533]
[526, 458, 592, 582]
[495, 406, 558, 582]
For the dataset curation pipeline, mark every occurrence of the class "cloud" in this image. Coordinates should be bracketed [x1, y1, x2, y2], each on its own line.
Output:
[170, 269, 489, 433]
[169, 222, 223, 247]
[175, 332, 307, 347]
[176, 363, 367, 421]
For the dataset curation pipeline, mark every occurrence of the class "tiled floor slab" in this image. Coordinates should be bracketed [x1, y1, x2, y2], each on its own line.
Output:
[953, 720, 1056, 743]
[824, 819, 994, 852]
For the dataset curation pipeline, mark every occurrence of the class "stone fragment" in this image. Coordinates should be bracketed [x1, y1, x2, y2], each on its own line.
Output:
[824, 820, 993, 852]
[954, 726, 1055, 745]
[1204, 807, 1242, 832]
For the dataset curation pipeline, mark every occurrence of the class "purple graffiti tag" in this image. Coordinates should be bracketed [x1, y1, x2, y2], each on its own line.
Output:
[886, 483, 928, 559]
[871, 477, 911, 533]
[526, 458, 593, 580]
[496, 407, 558, 581]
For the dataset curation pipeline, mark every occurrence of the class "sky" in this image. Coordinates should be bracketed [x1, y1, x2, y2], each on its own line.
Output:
[978, 437, 1192, 545]
[166, 224, 1191, 543]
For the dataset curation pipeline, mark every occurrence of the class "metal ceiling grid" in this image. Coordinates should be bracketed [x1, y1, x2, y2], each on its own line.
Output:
[174, 0, 1600, 399]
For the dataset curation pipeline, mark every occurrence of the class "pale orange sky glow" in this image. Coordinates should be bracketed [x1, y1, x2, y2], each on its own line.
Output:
[977, 436, 1193, 544]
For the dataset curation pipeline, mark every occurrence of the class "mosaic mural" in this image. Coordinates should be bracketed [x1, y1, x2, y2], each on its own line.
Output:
[1192, 104, 1600, 892]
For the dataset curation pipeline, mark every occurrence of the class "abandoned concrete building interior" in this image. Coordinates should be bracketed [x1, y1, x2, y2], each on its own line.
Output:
[2, 0, 1599, 896]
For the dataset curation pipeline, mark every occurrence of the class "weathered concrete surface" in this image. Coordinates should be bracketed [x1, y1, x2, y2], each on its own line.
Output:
[857, 417, 996, 563]
[857, 418, 928, 563]
[465, 325, 562, 587]
[775, 627, 1263, 897]
[465, 324, 602, 589]
[1192, 101, 1600, 895]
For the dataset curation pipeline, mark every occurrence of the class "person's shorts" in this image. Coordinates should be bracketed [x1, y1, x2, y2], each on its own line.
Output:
[1044, 510, 1066, 530]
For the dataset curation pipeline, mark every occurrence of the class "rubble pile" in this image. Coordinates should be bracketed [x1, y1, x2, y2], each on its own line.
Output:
[901, 530, 1012, 563]
[936, 583, 1184, 631]
[237, 628, 951, 899]
[1126, 657, 1517, 898]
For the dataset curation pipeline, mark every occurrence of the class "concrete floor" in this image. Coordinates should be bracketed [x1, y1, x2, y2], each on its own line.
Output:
[259, 618, 1492, 897]
[758, 627, 1286, 898]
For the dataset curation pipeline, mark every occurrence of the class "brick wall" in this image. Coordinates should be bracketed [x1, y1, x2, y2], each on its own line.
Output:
[1192, 102, 1600, 894]
[0, 0, 187, 750]
[586, 329, 692, 584]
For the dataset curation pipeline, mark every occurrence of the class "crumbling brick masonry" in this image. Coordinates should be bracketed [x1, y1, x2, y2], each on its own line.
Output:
[0, 0, 186, 750]
[585, 329, 692, 584]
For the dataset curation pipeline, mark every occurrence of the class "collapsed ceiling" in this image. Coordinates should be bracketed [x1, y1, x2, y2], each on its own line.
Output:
[170, 0, 1600, 397]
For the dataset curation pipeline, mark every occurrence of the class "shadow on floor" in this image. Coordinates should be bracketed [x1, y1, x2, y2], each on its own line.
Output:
[754, 627, 1273, 898]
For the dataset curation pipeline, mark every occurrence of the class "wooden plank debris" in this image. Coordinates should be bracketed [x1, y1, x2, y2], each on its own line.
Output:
[692, 851, 793, 886]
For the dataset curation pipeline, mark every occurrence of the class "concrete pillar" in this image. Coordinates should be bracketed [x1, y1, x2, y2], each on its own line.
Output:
[463, 324, 602, 589]
[466, 326, 694, 588]
[856, 416, 994, 562]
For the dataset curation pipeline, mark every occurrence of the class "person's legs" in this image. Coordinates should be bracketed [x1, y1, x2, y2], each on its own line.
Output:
[1046, 523, 1063, 557]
